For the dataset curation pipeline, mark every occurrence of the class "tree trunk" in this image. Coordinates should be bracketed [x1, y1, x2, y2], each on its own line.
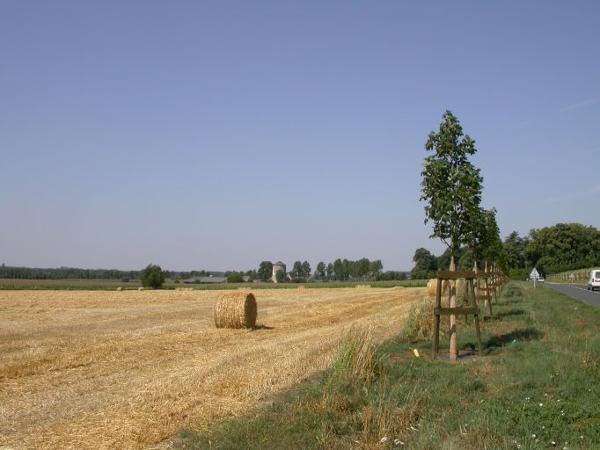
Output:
[449, 256, 458, 361]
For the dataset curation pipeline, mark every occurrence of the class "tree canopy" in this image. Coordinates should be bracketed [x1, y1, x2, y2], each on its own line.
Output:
[524, 223, 600, 274]
[420, 111, 484, 261]
[411, 248, 438, 279]
[257, 261, 273, 282]
[140, 264, 165, 289]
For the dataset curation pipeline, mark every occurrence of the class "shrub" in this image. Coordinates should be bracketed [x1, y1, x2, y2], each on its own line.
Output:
[140, 264, 165, 289]
[226, 272, 244, 283]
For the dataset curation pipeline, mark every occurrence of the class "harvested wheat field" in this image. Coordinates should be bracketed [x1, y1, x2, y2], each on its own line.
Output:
[0, 287, 424, 449]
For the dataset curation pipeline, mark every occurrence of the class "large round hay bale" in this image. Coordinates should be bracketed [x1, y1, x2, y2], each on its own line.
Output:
[214, 292, 257, 329]
[426, 279, 449, 297]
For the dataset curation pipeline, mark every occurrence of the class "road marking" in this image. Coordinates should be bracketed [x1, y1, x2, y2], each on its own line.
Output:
[545, 282, 600, 295]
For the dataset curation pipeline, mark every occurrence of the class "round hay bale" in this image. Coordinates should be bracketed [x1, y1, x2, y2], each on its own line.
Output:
[214, 292, 257, 329]
[426, 279, 449, 297]
[116, 287, 123, 291]
[138, 287, 144, 291]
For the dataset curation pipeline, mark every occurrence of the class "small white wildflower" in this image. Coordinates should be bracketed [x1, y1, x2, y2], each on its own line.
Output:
[551, 441, 556, 446]
[380, 436, 388, 444]
[532, 434, 537, 438]
[539, 403, 543, 407]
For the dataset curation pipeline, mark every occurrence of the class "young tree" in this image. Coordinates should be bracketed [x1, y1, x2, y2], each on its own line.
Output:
[140, 264, 165, 289]
[301, 261, 311, 280]
[275, 270, 286, 283]
[481, 209, 505, 270]
[420, 110, 483, 361]
[503, 231, 529, 270]
[421, 111, 484, 259]
[315, 262, 326, 280]
[369, 260, 383, 279]
[291, 261, 303, 281]
[326, 263, 334, 280]
[332, 259, 344, 281]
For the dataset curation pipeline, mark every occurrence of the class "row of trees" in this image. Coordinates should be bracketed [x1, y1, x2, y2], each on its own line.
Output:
[0, 264, 217, 282]
[420, 110, 503, 274]
[411, 223, 600, 279]
[420, 110, 504, 361]
[419, 111, 599, 280]
[254, 258, 399, 282]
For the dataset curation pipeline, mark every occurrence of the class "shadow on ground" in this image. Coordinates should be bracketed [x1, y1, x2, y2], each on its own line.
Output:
[494, 308, 526, 319]
[485, 328, 543, 348]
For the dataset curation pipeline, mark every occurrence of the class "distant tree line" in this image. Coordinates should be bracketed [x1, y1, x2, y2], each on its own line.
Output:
[410, 223, 600, 279]
[0, 264, 216, 281]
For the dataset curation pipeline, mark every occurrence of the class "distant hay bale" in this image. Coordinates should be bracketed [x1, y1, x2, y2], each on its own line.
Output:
[214, 292, 257, 329]
[426, 279, 448, 297]
[138, 287, 144, 291]
[116, 287, 123, 291]
[426, 278, 467, 299]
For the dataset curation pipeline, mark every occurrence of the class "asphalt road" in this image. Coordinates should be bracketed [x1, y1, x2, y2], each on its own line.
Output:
[543, 282, 600, 308]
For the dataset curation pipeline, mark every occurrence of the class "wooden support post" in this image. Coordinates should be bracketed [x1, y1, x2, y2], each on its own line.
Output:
[431, 267, 484, 361]
[470, 278, 483, 354]
[449, 257, 458, 362]
[432, 272, 442, 359]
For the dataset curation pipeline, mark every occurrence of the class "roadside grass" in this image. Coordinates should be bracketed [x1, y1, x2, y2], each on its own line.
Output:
[0, 278, 426, 291]
[175, 282, 600, 450]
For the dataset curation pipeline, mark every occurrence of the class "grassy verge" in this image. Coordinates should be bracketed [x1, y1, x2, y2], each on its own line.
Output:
[0, 278, 426, 290]
[176, 282, 600, 450]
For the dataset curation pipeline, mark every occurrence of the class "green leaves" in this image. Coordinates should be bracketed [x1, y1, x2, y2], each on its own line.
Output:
[140, 264, 165, 289]
[420, 111, 484, 257]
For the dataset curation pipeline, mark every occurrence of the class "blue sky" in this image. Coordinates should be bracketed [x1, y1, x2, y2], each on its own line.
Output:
[1, 1, 599, 271]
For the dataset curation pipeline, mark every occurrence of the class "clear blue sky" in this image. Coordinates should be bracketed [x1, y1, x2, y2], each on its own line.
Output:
[1, 1, 599, 272]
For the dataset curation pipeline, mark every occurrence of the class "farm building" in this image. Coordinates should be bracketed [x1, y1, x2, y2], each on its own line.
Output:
[271, 261, 286, 283]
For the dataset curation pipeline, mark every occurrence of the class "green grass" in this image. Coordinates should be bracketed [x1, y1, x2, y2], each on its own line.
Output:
[0, 278, 426, 291]
[175, 282, 600, 450]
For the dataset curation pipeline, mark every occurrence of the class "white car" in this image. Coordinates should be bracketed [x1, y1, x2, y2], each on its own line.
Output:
[588, 270, 600, 292]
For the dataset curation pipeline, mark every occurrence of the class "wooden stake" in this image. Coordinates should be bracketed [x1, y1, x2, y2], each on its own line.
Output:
[449, 257, 457, 362]
[432, 273, 442, 358]
[470, 278, 483, 354]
